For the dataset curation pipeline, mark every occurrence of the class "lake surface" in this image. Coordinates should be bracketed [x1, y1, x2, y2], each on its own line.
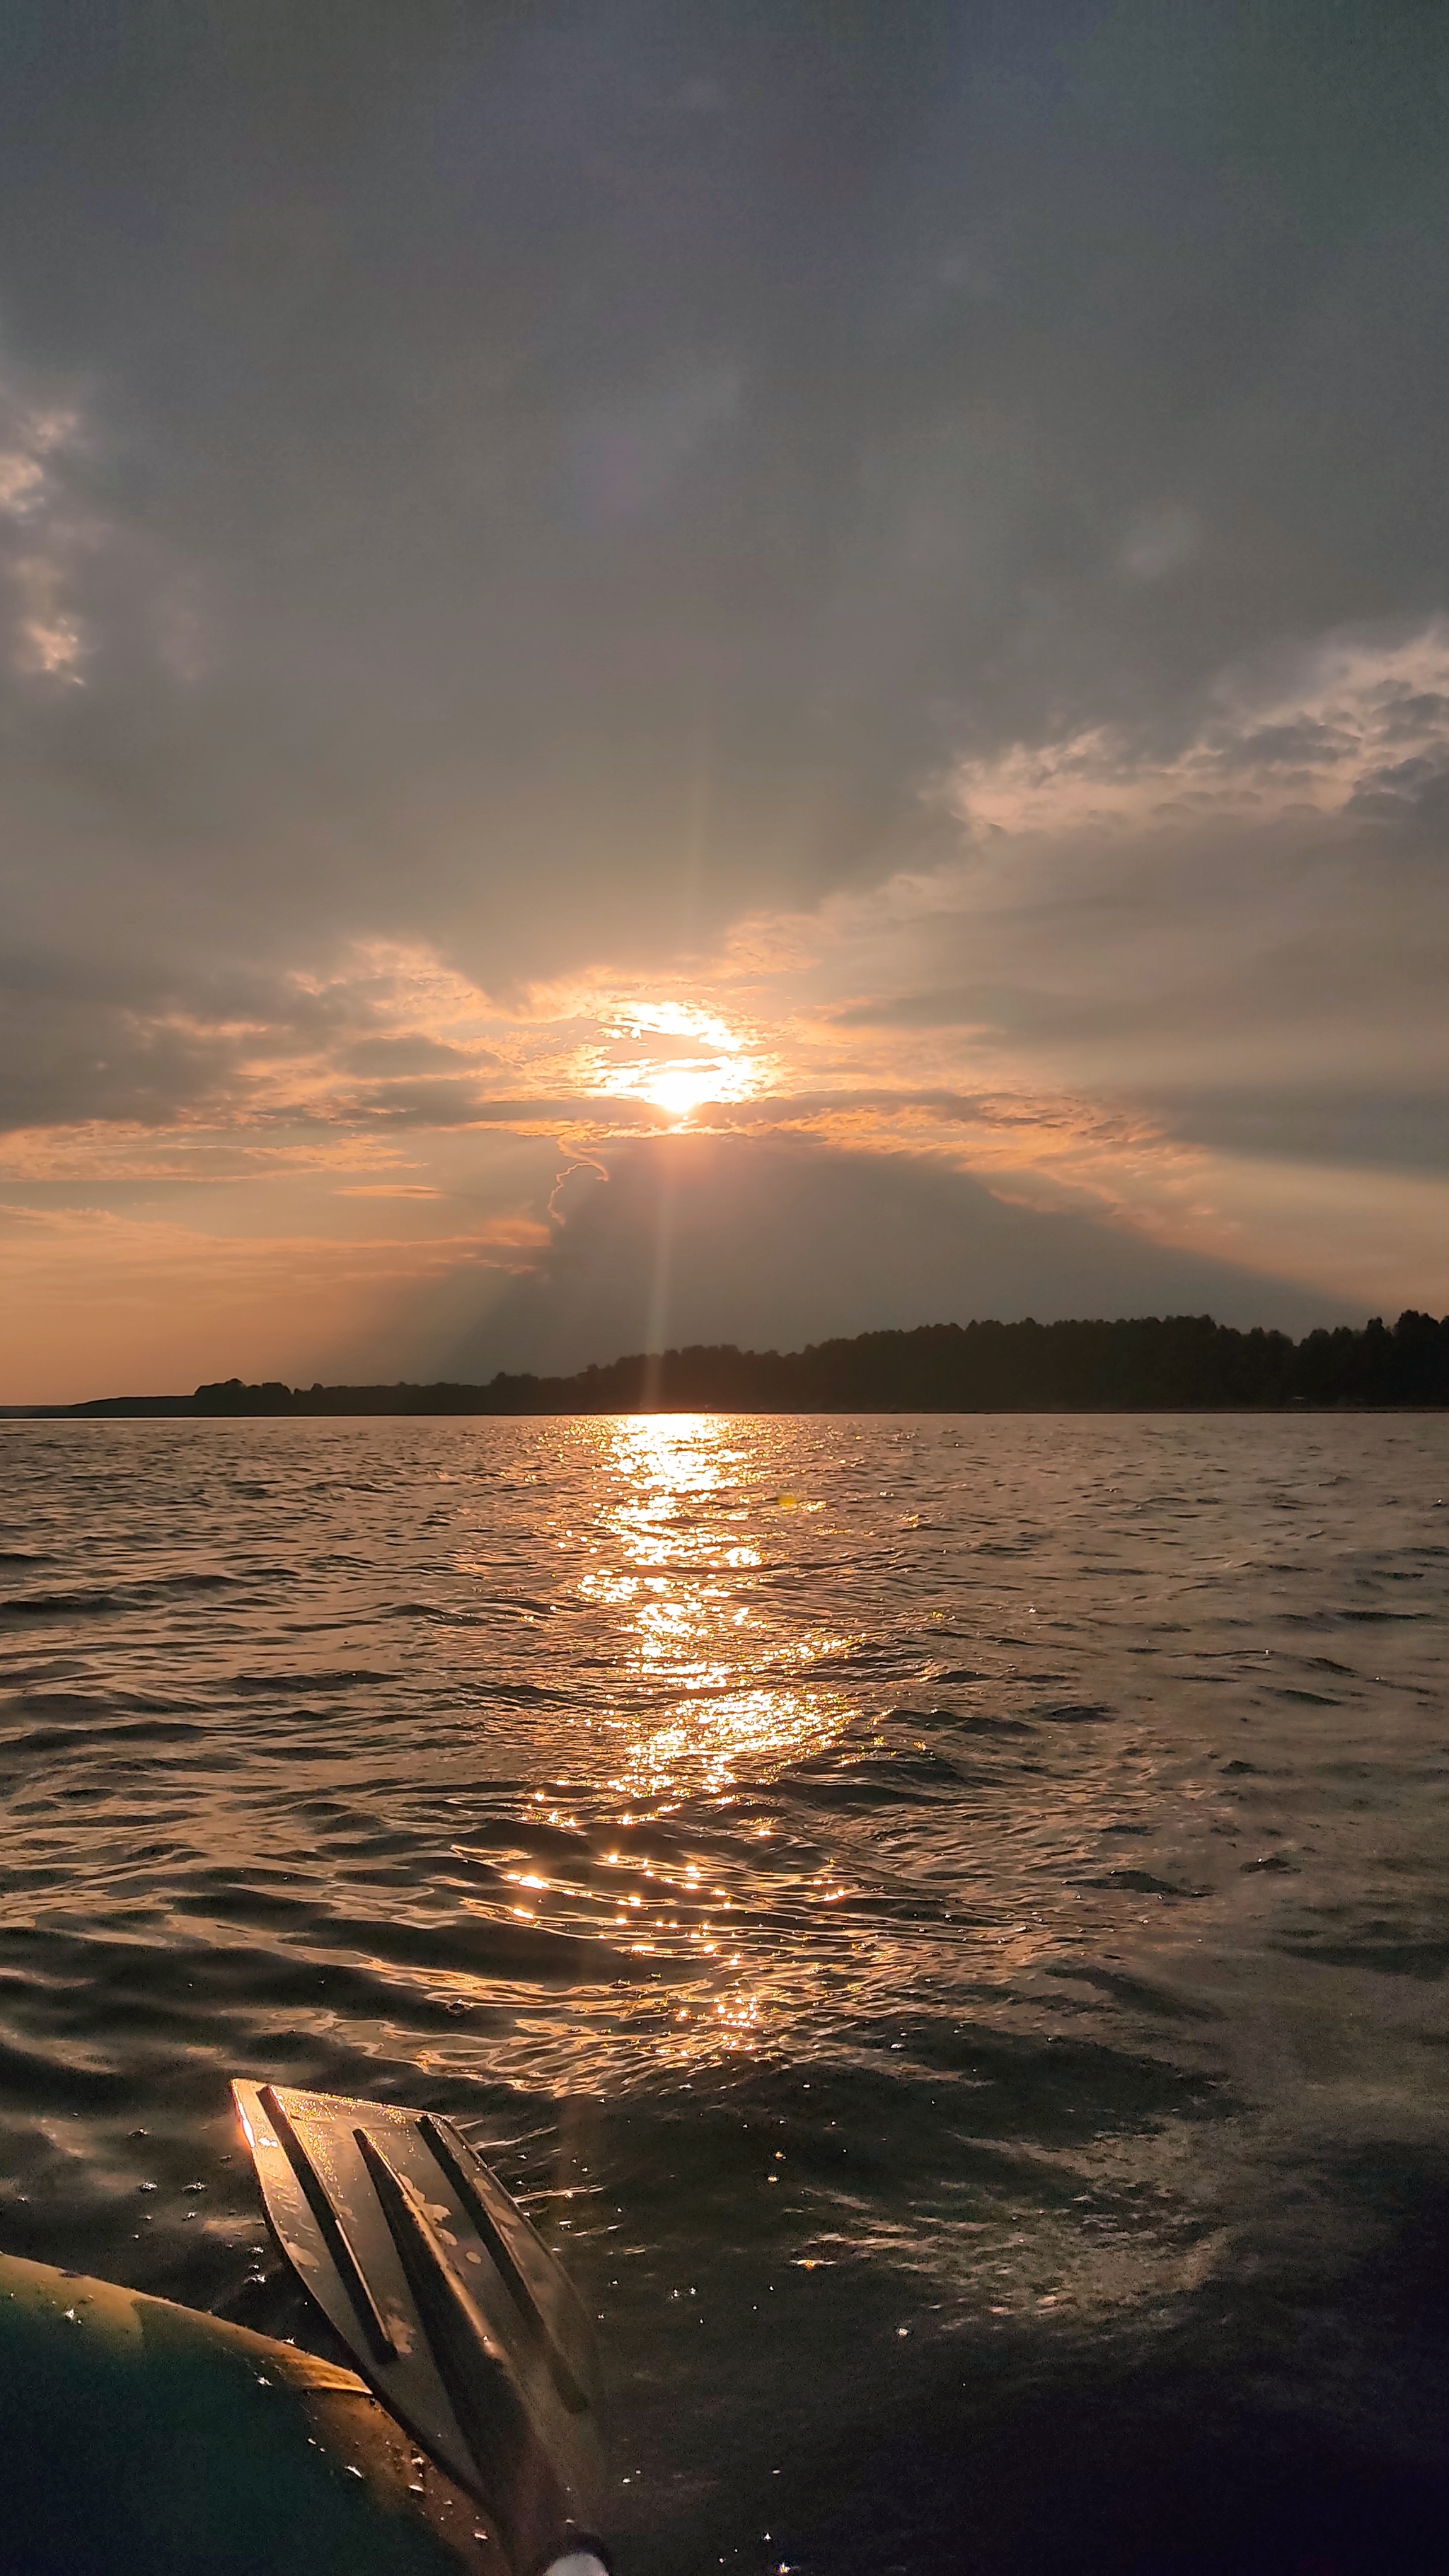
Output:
[2, 1411, 1448, 2572]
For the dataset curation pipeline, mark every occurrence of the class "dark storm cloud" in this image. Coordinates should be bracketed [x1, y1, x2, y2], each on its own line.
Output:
[0, 945, 279, 1134]
[1346, 752, 1449, 823]
[1143, 1092, 1449, 1179]
[827, 991, 1004, 1032]
[0, 942, 502, 1134]
[418, 1133, 1341, 1382]
[337, 1034, 497, 1076]
[0, 986, 239, 1133]
[0, 0, 1445, 1000]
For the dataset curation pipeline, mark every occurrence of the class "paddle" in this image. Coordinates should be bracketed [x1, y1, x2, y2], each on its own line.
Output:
[233, 2080, 610, 2576]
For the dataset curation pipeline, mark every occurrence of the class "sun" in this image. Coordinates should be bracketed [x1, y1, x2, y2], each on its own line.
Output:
[594, 1000, 766, 1123]
[642, 1063, 735, 1119]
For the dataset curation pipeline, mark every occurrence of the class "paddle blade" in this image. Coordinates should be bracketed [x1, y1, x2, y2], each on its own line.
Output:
[232, 2079, 606, 2573]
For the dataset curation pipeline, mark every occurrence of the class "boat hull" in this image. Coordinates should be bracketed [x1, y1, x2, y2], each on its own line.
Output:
[0, 2250, 493, 2575]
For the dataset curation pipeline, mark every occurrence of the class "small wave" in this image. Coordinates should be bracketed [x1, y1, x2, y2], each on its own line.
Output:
[1279, 1933, 1449, 1977]
[5, 1714, 208, 1757]
[226, 1666, 397, 1694]
[0, 1569, 236, 1620]
[778, 1744, 978, 1805]
[321, 1905, 652, 1986]
[1046, 1963, 1224, 2023]
[882, 1703, 1039, 1755]
[0, 2029, 129, 2109]
[0, 1588, 125, 1619]
[1084, 1869, 1206, 1898]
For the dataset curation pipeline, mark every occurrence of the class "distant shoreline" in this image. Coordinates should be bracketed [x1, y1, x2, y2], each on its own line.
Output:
[5, 1404, 1446, 1420]
[6, 1310, 1449, 1415]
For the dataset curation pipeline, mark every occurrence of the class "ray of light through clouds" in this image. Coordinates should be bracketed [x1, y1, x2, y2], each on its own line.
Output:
[0, 1, 1447, 1396]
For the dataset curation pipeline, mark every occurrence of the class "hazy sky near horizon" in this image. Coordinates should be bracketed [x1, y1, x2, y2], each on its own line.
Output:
[2, 0, 1448, 1397]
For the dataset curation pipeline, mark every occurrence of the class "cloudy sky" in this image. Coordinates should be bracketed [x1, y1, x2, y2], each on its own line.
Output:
[2, 0, 1447, 1399]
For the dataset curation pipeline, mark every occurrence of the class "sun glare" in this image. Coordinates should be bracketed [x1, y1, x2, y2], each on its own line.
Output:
[596, 999, 764, 1122]
[644, 1063, 736, 1119]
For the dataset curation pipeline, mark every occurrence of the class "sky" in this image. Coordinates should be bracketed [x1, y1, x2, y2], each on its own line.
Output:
[1, 0, 1448, 1399]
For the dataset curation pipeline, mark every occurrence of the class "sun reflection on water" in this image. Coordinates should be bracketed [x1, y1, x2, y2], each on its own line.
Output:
[436, 1413, 876, 2072]
[575, 1414, 853, 1805]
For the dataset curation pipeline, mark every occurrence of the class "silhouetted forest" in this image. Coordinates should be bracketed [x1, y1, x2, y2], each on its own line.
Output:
[46, 1308, 1449, 1415]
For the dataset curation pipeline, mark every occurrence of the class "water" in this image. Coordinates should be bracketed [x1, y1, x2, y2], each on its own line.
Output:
[2, 1411, 1448, 2572]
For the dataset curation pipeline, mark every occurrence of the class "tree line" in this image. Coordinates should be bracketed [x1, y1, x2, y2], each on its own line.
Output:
[57, 1307, 1449, 1414]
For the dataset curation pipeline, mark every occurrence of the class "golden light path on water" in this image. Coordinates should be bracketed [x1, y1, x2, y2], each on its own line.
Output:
[581, 1413, 853, 1805]
[456, 1411, 870, 2076]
